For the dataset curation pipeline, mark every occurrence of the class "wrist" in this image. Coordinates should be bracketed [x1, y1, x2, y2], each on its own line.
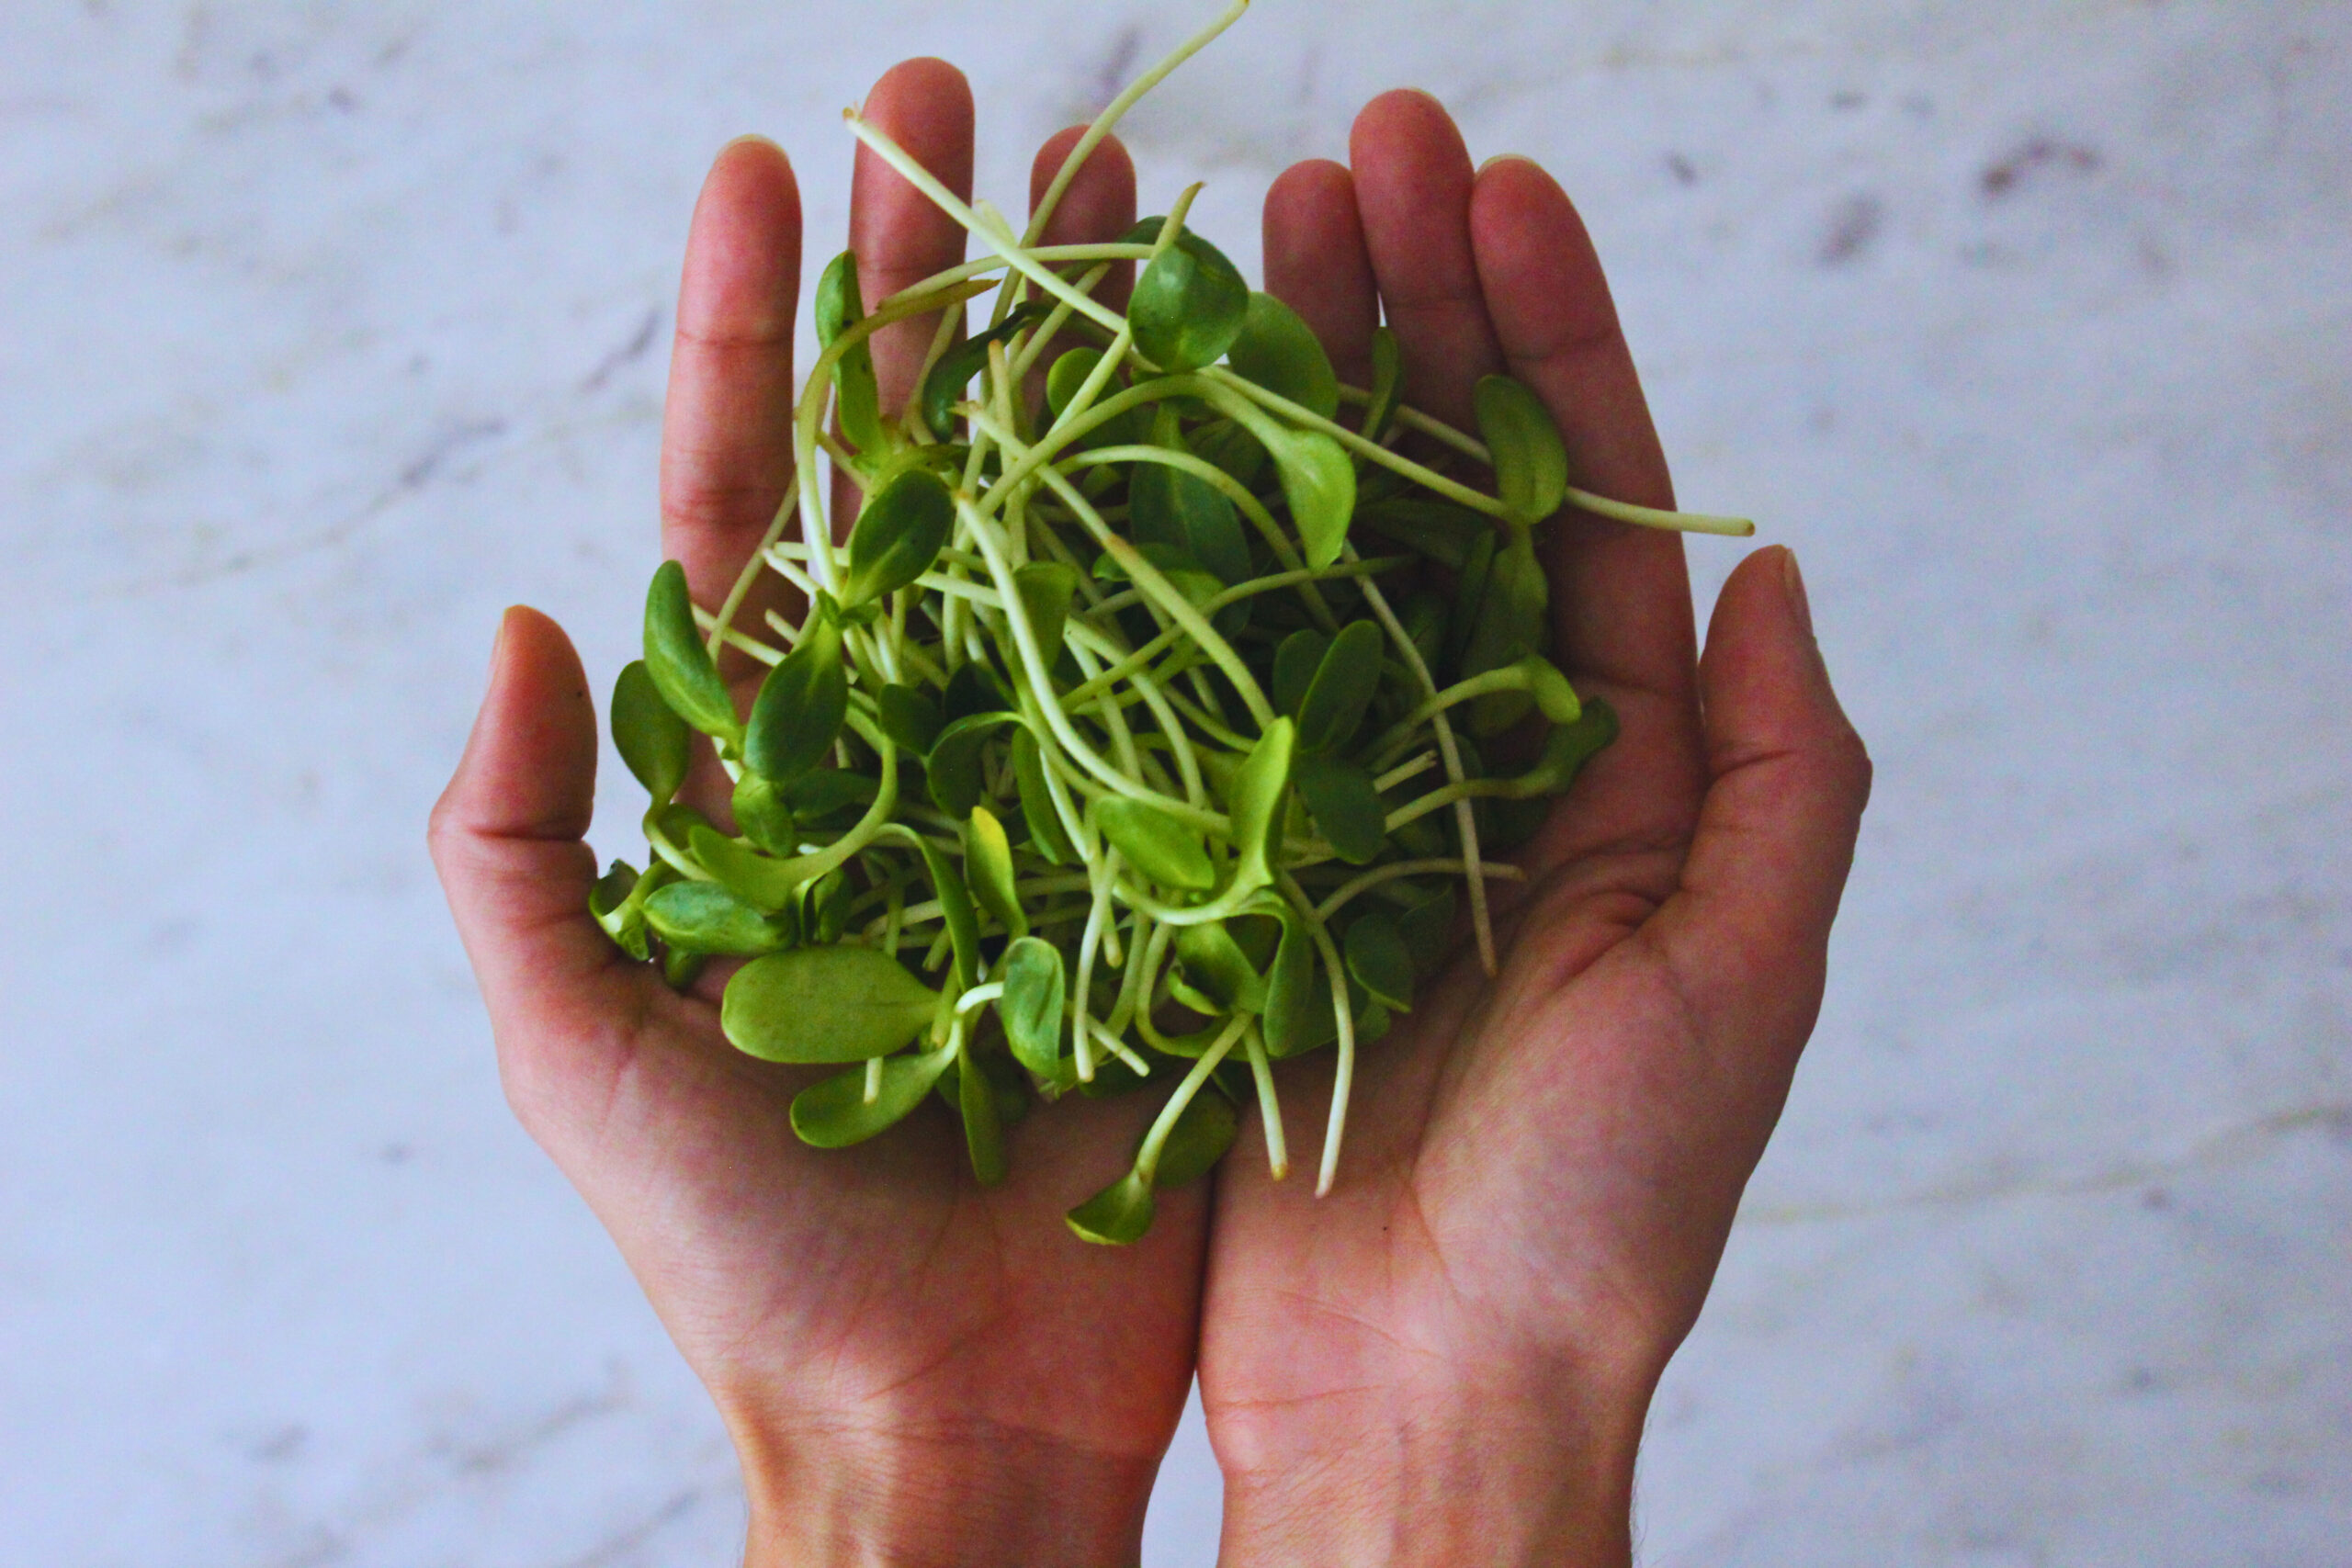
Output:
[729, 1407, 1162, 1568]
[1211, 1359, 1652, 1568]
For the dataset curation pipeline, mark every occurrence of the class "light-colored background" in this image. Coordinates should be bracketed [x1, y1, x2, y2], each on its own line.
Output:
[4, 2, 2346, 1562]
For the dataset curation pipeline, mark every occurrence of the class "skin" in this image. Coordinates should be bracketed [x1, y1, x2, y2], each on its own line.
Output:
[429, 64, 1870, 1568]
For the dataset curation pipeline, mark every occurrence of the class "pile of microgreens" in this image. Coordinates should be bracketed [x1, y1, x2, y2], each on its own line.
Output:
[588, 0, 1752, 1243]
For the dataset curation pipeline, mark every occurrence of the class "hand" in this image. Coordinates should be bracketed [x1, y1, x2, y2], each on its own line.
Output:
[429, 62, 1199, 1568]
[1196, 92, 1872, 1567]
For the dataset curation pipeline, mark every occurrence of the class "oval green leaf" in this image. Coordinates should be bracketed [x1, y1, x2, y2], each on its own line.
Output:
[1012, 559, 1080, 670]
[1360, 324, 1403, 445]
[843, 468, 956, 606]
[790, 1044, 956, 1148]
[1066, 1168, 1156, 1246]
[611, 660, 691, 804]
[1295, 753, 1386, 865]
[959, 1037, 1008, 1186]
[729, 773, 797, 856]
[1098, 796, 1216, 892]
[1343, 910, 1415, 1014]
[644, 880, 789, 957]
[962, 805, 1026, 939]
[721, 945, 942, 1064]
[1272, 629, 1328, 720]
[1296, 619, 1386, 756]
[914, 834, 982, 994]
[926, 711, 1017, 818]
[1154, 1091, 1238, 1189]
[815, 250, 886, 455]
[1227, 291, 1339, 421]
[643, 560, 739, 743]
[1224, 716, 1295, 888]
[1011, 727, 1077, 865]
[1128, 231, 1249, 372]
[876, 682, 944, 755]
[1174, 921, 1267, 1014]
[1000, 936, 1068, 1075]
[745, 609, 847, 783]
[1272, 427, 1356, 570]
[1476, 374, 1569, 526]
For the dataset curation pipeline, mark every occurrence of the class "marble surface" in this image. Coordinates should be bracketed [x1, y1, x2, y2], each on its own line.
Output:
[4, 2, 2347, 1562]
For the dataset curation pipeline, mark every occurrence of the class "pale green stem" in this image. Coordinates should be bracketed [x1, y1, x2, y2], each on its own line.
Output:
[1313, 857, 1527, 924]
[1134, 1014, 1252, 1183]
[1243, 1020, 1288, 1180]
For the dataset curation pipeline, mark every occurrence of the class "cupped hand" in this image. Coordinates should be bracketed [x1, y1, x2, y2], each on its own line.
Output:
[1197, 93, 1872, 1568]
[428, 62, 1198, 1568]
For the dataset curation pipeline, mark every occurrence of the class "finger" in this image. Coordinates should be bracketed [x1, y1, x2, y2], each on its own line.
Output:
[1348, 89, 1504, 427]
[1030, 126, 1136, 310]
[851, 58, 975, 423]
[1644, 547, 1871, 1072]
[427, 607, 630, 1051]
[1261, 159, 1379, 387]
[660, 136, 803, 618]
[1026, 127, 1136, 409]
[1468, 154, 1694, 713]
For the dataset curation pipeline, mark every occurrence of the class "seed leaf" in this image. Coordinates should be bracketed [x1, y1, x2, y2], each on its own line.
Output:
[1295, 753, 1386, 864]
[1352, 498, 1486, 572]
[745, 605, 848, 783]
[957, 1035, 1009, 1185]
[1360, 324, 1403, 445]
[1262, 909, 1336, 1059]
[643, 560, 739, 743]
[1000, 936, 1067, 1075]
[721, 945, 941, 1063]
[1272, 427, 1356, 570]
[689, 825, 802, 910]
[790, 1043, 956, 1148]
[644, 880, 790, 957]
[729, 773, 797, 856]
[1295, 619, 1386, 755]
[1099, 796, 1216, 892]
[589, 860, 651, 961]
[1272, 629, 1328, 719]
[1343, 910, 1415, 1014]
[876, 682, 944, 755]
[1011, 727, 1076, 865]
[1153, 1091, 1238, 1189]
[1067, 1168, 1156, 1246]
[1461, 525, 1551, 735]
[914, 834, 982, 994]
[612, 660, 691, 804]
[1476, 374, 1569, 526]
[1394, 882, 1460, 975]
[1227, 291, 1339, 420]
[926, 711, 1017, 818]
[1012, 559, 1080, 670]
[921, 303, 1049, 438]
[1224, 716, 1295, 889]
[962, 805, 1026, 939]
[1175, 921, 1267, 1014]
[843, 468, 956, 606]
[1129, 231, 1250, 372]
[1131, 460, 1250, 585]
[815, 251, 887, 455]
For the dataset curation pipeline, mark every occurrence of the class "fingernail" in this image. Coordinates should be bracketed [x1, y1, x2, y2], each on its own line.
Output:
[1781, 547, 1815, 640]
[1476, 152, 1537, 177]
[490, 605, 520, 677]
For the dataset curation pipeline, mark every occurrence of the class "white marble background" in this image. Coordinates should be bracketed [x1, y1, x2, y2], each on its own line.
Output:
[3, 2, 2346, 1563]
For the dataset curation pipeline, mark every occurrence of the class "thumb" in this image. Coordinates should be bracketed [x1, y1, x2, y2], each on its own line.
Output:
[1647, 547, 1871, 1074]
[427, 605, 619, 1044]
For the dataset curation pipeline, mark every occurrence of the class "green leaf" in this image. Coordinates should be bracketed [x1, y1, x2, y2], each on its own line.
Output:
[643, 560, 739, 743]
[1191, 417, 1267, 488]
[721, 945, 942, 1063]
[1461, 525, 1551, 735]
[1227, 291, 1339, 420]
[689, 825, 802, 910]
[1394, 882, 1459, 975]
[1128, 231, 1250, 372]
[1046, 346, 1104, 420]
[1224, 716, 1295, 888]
[921, 303, 1049, 438]
[1510, 697, 1619, 796]
[1130, 459, 1250, 585]
[806, 865, 854, 944]
[1272, 629, 1329, 719]
[1000, 936, 1068, 1075]
[1352, 498, 1487, 571]
[1262, 910, 1335, 1059]
[745, 605, 847, 783]
[611, 660, 691, 804]
[1174, 921, 1267, 1013]
[1518, 654, 1582, 725]
[815, 250, 886, 455]
[1098, 796, 1216, 892]
[914, 834, 982, 994]
[1153, 1091, 1238, 1189]
[1012, 559, 1080, 669]
[1360, 324, 1403, 445]
[730, 773, 797, 856]
[962, 805, 1026, 939]
[1344, 910, 1415, 1014]
[644, 880, 790, 957]
[942, 660, 1012, 722]
[1271, 427, 1356, 570]
[1295, 619, 1386, 755]
[843, 468, 956, 606]
[1011, 728, 1077, 865]
[1446, 528, 1498, 675]
[1066, 1168, 1156, 1245]
[1397, 591, 1450, 678]
[780, 767, 876, 827]
[876, 682, 944, 755]
[925, 711, 1017, 818]
[1295, 753, 1386, 864]
[958, 1035, 1008, 1185]
[1476, 374, 1569, 526]
[790, 1043, 956, 1148]
[663, 946, 707, 991]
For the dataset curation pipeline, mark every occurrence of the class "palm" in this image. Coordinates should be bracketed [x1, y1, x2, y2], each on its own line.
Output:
[1197, 93, 1869, 1502]
[431, 61, 1204, 1524]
